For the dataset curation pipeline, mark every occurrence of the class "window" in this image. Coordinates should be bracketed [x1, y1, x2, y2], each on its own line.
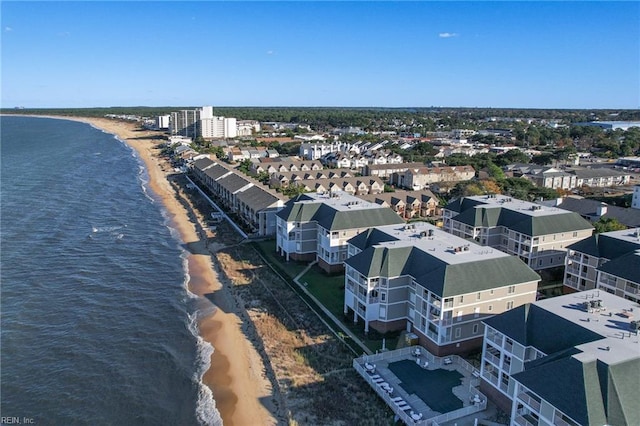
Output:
[508, 285, 515, 294]
[477, 292, 481, 300]
[459, 295, 464, 303]
[455, 328, 461, 338]
[381, 292, 386, 302]
[473, 324, 479, 334]
[457, 311, 463, 321]
[474, 307, 480, 318]
[573, 231, 578, 237]
[490, 289, 494, 295]
[488, 305, 493, 312]
[506, 301, 514, 310]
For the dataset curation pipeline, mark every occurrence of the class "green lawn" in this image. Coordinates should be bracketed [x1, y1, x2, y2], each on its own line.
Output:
[301, 265, 400, 353]
[253, 239, 309, 279]
[300, 265, 346, 315]
[255, 241, 402, 353]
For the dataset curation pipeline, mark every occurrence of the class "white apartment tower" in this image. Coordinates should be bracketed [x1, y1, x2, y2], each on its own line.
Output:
[198, 106, 237, 139]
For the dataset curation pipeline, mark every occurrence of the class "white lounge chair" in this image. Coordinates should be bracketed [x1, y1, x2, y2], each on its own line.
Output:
[370, 374, 381, 380]
[391, 396, 404, 402]
[443, 357, 453, 365]
[372, 377, 384, 383]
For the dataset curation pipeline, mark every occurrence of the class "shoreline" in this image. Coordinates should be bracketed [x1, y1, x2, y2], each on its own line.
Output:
[13, 115, 277, 426]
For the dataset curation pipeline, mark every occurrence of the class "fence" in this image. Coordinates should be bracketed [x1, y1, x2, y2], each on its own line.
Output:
[355, 347, 488, 426]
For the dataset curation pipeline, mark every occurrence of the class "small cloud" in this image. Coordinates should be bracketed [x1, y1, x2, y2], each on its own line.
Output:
[266, 50, 275, 55]
[5, 26, 13, 32]
[439, 32, 459, 38]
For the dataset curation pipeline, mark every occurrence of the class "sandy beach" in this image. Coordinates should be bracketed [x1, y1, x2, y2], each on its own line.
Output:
[6, 114, 399, 426]
[59, 116, 278, 426]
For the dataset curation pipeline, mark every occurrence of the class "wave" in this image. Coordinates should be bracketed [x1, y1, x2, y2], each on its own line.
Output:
[194, 335, 221, 426]
[91, 225, 125, 233]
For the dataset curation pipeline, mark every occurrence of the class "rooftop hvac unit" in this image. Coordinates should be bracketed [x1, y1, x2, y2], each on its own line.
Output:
[630, 320, 639, 332]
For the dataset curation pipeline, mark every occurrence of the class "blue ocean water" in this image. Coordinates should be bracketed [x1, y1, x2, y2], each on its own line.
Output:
[0, 116, 221, 425]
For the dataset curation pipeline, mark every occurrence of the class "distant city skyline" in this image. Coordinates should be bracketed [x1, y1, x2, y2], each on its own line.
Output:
[1, 1, 638, 109]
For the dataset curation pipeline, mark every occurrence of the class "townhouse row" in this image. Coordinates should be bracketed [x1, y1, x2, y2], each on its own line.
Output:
[357, 189, 441, 219]
[190, 157, 286, 236]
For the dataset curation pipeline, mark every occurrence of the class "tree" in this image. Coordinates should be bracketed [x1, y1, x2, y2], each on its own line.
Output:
[593, 217, 626, 234]
[486, 163, 505, 180]
[531, 153, 554, 166]
[495, 149, 530, 166]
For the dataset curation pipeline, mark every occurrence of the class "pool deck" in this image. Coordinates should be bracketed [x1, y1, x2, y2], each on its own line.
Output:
[354, 346, 494, 425]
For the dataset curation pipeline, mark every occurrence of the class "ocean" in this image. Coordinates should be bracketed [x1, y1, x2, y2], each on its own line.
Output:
[0, 116, 221, 425]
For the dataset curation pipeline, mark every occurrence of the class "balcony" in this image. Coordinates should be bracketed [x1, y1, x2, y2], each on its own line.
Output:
[486, 332, 503, 347]
[554, 416, 577, 426]
[484, 352, 500, 367]
[518, 392, 541, 411]
[513, 415, 537, 426]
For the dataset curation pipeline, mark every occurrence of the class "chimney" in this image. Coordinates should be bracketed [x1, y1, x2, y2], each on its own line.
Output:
[597, 203, 608, 217]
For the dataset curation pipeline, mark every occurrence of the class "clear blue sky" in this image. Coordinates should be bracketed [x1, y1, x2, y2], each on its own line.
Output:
[2, 1, 638, 109]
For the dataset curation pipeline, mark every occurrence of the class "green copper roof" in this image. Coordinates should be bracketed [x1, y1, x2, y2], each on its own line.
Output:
[277, 196, 404, 231]
[345, 246, 540, 297]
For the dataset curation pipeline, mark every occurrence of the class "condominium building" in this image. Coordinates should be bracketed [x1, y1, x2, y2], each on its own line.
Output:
[169, 106, 237, 139]
[299, 142, 357, 160]
[563, 229, 640, 293]
[198, 106, 237, 139]
[480, 290, 639, 425]
[390, 165, 476, 191]
[275, 192, 404, 273]
[344, 222, 540, 356]
[170, 109, 198, 137]
[443, 195, 594, 270]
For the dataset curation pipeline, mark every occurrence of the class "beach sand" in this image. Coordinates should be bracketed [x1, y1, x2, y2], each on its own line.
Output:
[61, 117, 277, 426]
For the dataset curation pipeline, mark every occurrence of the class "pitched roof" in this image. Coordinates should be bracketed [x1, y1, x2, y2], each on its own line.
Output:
[597, 250, 640, 283]
[567, 231, 640, 259]
[235, 185, 281, 211]
[276, 193, 404, 230]
[192, 157, 214, 171]
[315, 204, 404, 231]
[204, 164, 231, 180]
[555, 196, 640, 228]
[217, 173, 251, 192]
[448, 196, 594, 236]
[346, 232, 540, 297]
[484, 304, 603, 355]
[513, 356, 640, 426]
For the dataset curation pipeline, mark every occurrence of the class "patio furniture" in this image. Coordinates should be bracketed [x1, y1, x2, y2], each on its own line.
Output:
[443, 357, 453, 365]
[391, 396, 404, 402]
[422, 360, 429, 369]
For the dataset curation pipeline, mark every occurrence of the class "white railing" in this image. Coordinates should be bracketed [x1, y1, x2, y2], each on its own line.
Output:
[352, 359, 417, 426]
[518, 392, 541, 411]
[355, 349, 487, 426]
[428, 399, 487, 426]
